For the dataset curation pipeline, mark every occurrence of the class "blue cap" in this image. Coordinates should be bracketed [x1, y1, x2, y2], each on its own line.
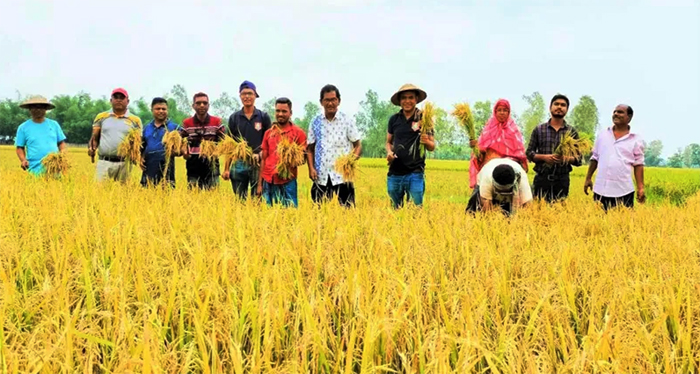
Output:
[239, 80, 259, 98]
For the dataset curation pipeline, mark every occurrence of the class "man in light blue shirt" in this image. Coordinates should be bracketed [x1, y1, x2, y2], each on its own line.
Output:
[14, 95, 67, 175]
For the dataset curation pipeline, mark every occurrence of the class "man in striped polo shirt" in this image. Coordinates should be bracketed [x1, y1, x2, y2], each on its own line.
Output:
[179, 92, 226, 190]
[88, 88, 142, 183]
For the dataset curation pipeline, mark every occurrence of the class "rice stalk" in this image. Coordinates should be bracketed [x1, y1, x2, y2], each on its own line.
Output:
[275, 130, 306, 180]
[162, 130, 182, 160]
[334, 153, 359, 183]
[41, 152, 70, 177]
[452, 102, 478, 156]
[199, 140, 218, 164]
[116, 127, 142, 165]
[217, 134, 254, 166]
[409, 102, 435, 158]
[554, 131, 593, 163]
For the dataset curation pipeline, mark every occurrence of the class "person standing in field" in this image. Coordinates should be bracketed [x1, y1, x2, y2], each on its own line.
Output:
[385, 83, 435, 209]
[584, 104, 645, 210]
[14, 95, 68, 176]
[468, 99, 528, 189]
[139, 97, 181, 188]
[222, 81, 272, 200]
[307, 84, 362, 207]
[257, 97, 307, 208]
[179, 92, 226, 190]
[88, 88, 143, 183]
[526, 94, 582, 202]
[465, 157, 533, 216]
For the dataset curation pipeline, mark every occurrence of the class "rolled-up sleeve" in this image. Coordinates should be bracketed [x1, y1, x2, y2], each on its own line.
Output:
[633, 138, 645, 166]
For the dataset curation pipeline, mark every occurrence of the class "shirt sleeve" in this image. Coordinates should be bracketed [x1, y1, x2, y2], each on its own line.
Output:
[55, 122, 67, 143]
[228, 114, 237, 137]
[14, 125, 26, 147]
[526, 127, 539, 162]
[262, 131, 269, 155]
[347, 116, 361, 143]
[518, 172, 533, 204]
[590, 131, 601, 162]
[633, 138, 645, 166]
[263, 112, 272, 131]
[92, 113, 105, 128]
[387, 116, 395, 135]
[307, 118, 316, 145]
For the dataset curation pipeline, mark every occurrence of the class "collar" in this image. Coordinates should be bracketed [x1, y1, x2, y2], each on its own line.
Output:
[323, 111, 344, 122]
[398, 108, 420, 122]
[109, 110, 130, 118]
[193, 114, 211, 126]
[238, 107, 260, 119]
[148, 119, 172, 128]
[547, 119, 568, 130]
[606, 126, 636, 138]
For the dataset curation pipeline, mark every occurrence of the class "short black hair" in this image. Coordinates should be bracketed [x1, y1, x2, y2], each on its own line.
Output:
[151, 97, 168, 107]
[276, 97, 292, 110]
[550, 94, 569, 108]
[320, 84, 341, 101]
[493, 164, 516, 186]
[192, 92, 208, 103]
[627, 105, 633, 117]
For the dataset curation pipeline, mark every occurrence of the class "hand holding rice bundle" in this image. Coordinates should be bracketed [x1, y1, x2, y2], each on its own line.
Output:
[275, 134, 306, 180]
[41, 152, 70, 178]
[217, 134, 254, 166]
[334, 153, 359, 183]
[554, 131, 593, 164]
[117, 127, 142, 165]
[198, 139, 218, 164]
[161, 130, 183, 159]
[452, 102, 478, 156]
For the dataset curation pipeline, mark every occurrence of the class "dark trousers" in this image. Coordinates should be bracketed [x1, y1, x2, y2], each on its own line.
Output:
[594, 192, 634, 211]
[533, 174, 570, 202]
[465, 185, 513, 216]
[311, 176, 355, 207]
[230, 161, 260, 201]
[141, 155, 175, 188]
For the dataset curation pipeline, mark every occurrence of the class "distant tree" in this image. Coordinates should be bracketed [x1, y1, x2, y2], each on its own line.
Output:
[354, 89, 396, 158]
[210, 92, 241, 119]
[261, 97, 277, 122]
[169, 84, 191, 117]
[292, 102, 321, 133]
[569, 95, 599, 138]
[643, 140, 664, 167]
[0, 99, 26, 138]
[471, 100, 492, 136]
[683, 143, 700, 168]
[667, 148, 685, 168]
[519, 92, 546, 143]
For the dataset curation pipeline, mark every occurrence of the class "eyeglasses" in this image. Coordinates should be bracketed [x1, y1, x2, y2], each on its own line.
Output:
[322, 98, 339, 104]
[240, 92, 255, 97]
[194, 101, 209, 106]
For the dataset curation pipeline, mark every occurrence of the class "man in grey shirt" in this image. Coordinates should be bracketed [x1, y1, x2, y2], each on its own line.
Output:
[88, 88, 142, 182]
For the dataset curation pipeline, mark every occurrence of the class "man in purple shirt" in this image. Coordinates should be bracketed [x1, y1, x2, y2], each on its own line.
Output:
[584, 104, 645, 211]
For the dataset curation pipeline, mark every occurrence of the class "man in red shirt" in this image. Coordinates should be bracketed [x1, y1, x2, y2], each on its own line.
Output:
[179, 92, 226, 190]
[257, 97, 307, 207]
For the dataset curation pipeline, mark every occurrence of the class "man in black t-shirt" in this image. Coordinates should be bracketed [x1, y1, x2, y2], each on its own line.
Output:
[385, 83, 436, 209]
[222, 81, 272, 200]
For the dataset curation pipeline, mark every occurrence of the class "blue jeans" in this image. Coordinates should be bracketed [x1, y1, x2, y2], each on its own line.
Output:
[387, 172, 425, 208]
[230, 160, 259, 200]
[262, 179, 298, 208]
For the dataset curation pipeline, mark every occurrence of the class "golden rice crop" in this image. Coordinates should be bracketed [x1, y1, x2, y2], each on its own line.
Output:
[217, 134, 254, 165]
[555, 131, 593, 163]
[452, 102, 478, 155]
[116, 127, 142, 165]
[334, 152, 359, 183]
[40, 151, 70, 177]
[161, 129, 182, 159]
[1, 146, 700, 374]
[275, 132, 306, 180]
[198, 139, 218, 163]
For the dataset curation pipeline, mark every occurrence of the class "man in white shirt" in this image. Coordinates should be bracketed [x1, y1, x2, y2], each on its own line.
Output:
[466, 157, 533, 216]
[306, 84, 362, 207]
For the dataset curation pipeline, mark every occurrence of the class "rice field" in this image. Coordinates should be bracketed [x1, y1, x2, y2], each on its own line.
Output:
[1, 145, 699, 373]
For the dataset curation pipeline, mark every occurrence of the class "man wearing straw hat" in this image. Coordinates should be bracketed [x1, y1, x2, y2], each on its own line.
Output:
[385, 83, 435, 209]
[14, 95, 67, 175]
[88, 88, 142, 183]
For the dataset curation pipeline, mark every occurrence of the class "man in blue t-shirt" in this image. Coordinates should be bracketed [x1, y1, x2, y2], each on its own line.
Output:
[14, 95, 67, 175]
[140, 97, 181, 188]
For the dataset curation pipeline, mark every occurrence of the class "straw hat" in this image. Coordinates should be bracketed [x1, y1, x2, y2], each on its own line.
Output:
[20, 95, 55, 109]
[390, 83, 427, 106]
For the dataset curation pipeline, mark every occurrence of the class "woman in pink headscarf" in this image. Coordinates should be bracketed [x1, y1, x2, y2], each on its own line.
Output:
[468, 99, 528, 188]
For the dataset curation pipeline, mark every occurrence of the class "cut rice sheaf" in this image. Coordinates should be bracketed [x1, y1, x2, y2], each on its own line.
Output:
[117, 127, 142, 165]
[275, 131, 306, 180]
[41, 152, 70, 177]
[334, 153, 359, 183]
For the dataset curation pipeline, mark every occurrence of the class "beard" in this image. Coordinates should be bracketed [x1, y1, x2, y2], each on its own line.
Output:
[552, 113, 565, 119]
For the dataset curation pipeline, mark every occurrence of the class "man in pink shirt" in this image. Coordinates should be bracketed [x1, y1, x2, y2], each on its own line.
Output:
[584, 104, 645, 211]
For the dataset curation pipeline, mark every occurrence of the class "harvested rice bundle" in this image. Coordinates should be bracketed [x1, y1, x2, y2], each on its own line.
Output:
[452, 102, 478, 156]
[334, 153, 359, 183]
[198, 139, 218, 164]
[161, 129, 182, 159]
[217, 134, 253, 165]
[116, 127, 142, 165]
[409, 102, 436, 157]
[41, 152, 70, 177]
[554, 131, 593, 163]
[275, 135, 306, 180]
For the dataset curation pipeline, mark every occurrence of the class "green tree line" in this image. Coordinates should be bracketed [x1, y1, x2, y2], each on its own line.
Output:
[1, 85, 698, 167]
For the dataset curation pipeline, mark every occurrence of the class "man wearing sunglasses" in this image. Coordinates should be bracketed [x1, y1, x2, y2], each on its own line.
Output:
[466, 158, 533, 216]
[179, 92, 226, 190]
[139, 97, 181, 188]
[89, 88, 143, 183]
[15, 95, 67, 176]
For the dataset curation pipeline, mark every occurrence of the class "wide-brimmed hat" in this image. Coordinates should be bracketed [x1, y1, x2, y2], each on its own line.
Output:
[20, 95, 55, 109]
[390, 83, 427, 106]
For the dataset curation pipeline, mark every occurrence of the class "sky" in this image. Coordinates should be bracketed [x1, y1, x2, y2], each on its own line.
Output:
[1, 0, 698, 156]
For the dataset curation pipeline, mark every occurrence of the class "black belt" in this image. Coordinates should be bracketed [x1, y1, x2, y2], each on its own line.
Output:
[542, 173, 569, 181]
[99, 155, 125, 162]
